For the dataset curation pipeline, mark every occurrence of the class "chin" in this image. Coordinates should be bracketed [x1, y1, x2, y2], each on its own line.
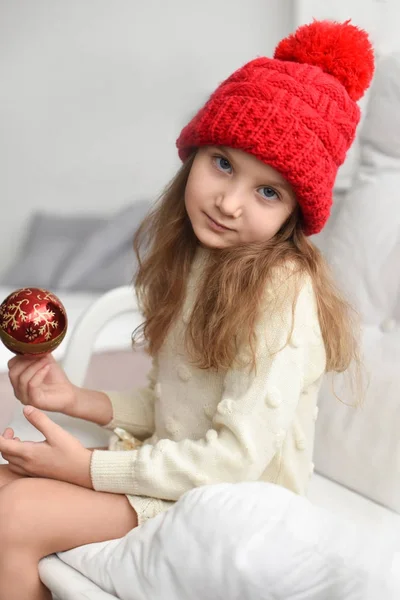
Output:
[193, 227, 229, 249]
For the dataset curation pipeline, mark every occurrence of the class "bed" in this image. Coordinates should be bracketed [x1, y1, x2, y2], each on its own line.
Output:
[1, 1, 400, 596]
[1, 283, 399, 599]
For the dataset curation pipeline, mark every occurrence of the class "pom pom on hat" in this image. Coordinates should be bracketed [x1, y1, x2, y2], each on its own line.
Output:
[274, 19, 374, 101]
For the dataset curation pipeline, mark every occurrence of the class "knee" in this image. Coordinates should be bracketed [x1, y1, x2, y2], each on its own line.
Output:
[0, 478, 34, 547]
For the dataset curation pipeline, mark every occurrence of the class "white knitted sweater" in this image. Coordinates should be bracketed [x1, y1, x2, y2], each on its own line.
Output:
[90, 250, 326, 500]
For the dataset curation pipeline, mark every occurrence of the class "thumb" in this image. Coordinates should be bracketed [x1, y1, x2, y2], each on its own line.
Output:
[23, 405, 67, 445]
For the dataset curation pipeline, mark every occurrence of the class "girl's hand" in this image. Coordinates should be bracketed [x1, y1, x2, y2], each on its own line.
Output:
[8, 354, 77, 414]
[0, 406, 93, 488]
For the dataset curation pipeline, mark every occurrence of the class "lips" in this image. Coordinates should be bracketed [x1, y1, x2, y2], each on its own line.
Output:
[206, 214, 233, 231]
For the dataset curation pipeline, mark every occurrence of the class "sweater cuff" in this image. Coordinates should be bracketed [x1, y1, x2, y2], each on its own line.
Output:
[90, 449, 139, 495]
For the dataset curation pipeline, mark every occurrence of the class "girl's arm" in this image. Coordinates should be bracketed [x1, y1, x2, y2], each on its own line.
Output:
[64, 387, 113, 425]
[65, 358, 158, 441]
[90, 276, 326, 499]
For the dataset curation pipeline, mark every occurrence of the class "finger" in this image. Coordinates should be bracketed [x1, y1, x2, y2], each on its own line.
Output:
[7, 463, 28, 476]
[1, 452, 25, 466]
[9, 353, 56, 367]
[2, 428, 14, 439]
[8, 354, 38, 375]
[27, 362, 51, 396]
[19, 356, 50, 388]
[8, 357, 28, 387]
[7, 356, 18, 368]
[0, 436, 26, 458]
[7, 355, 35, 369]
[8, 357, 40, 394]
[23, 406, 68, 446]
[12, 357, 50, 401]
[43, 353, 56, 364]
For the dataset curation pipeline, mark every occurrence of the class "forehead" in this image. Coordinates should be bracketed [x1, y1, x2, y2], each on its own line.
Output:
[220, 146, 284, 179]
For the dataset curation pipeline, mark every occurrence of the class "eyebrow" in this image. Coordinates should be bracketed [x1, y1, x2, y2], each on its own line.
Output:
[219, 146, 293, 195]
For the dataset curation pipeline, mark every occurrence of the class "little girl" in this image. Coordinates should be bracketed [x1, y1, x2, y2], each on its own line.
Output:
[0, 20, 374, 600]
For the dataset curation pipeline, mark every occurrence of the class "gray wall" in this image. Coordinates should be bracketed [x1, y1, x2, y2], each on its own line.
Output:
[0, 0, 293, 276]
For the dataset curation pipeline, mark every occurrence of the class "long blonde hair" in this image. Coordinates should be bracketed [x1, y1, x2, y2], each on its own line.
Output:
[133, 153, 362, 401]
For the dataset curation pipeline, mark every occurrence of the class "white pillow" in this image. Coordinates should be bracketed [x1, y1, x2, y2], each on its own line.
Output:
[57, 483, 400, 600]
[333, 91, 369, 192]
[314, 53, 400, 513]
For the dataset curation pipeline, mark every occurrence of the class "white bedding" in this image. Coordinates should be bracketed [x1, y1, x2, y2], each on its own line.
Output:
[40, 480, 400, 600]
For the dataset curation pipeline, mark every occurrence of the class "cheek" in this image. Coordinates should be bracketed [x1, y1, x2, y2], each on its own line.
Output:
[184, 174, 194, 209]
[184, 183, 197, 217]
[185, 171, 208, 212]
[246, 206, 288, 240]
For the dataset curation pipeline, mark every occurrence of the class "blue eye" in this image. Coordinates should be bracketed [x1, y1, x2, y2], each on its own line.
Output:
[214, 156, 232, 173]
[258, 186, 279, 201]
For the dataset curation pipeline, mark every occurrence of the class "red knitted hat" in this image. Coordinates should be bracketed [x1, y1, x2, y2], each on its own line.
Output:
[176, 20, 374, 235]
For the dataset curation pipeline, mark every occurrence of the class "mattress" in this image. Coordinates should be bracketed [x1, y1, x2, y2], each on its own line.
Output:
[39, 555, 116, 600]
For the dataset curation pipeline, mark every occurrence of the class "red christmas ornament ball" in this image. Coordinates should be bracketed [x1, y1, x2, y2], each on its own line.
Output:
[0, 288, 68, 355]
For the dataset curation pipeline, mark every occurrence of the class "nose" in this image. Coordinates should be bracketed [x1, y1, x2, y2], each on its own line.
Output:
[215, 190, 243, 219]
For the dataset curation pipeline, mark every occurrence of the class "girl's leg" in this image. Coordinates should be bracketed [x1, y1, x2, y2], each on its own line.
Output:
[0, 477, 138, 600]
